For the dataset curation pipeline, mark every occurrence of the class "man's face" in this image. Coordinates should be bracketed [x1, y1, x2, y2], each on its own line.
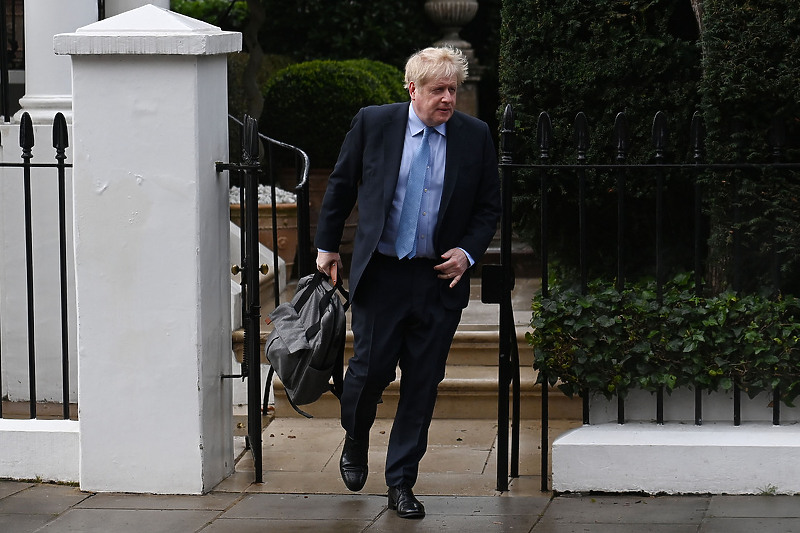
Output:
[409, 75, 458, 127]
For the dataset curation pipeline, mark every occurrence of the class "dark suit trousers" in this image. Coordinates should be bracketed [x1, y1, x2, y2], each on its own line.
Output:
[341, 253, 462, 488]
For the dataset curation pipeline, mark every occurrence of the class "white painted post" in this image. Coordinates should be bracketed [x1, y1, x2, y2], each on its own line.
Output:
[15, 0, 97, 123]
[54, 5, 242, 494]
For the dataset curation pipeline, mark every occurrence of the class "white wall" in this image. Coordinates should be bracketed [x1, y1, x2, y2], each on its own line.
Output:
[55, 5, 241, 493]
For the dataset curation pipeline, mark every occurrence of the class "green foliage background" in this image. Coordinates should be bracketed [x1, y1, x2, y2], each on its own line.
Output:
[699, 0, 800, 294]
[260, 60, 406, 168]
[499, 0, 703, 282]
[531, 275, 800, 405]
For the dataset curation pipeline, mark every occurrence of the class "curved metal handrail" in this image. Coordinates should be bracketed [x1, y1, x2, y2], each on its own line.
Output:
[227, 114, 310, 190]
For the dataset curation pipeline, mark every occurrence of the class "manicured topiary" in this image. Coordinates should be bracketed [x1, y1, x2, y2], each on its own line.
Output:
[261, 59, 404, 168]
[343, 59, 408, 104]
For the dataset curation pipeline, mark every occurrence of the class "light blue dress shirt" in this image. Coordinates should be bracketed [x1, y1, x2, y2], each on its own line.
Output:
[377, 104, 446, 259]
[320, 103, 474, 265]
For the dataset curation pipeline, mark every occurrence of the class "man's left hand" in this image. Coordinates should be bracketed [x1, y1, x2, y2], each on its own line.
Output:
[434, 248, 469, 288]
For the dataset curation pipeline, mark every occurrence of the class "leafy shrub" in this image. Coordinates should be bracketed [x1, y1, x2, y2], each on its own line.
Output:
[258, 0, 437, 68]
[342, 60, 408, 104]
[227, 52, 294, 120]
[499, 0, 702, 282]
[170, 0, 248, 29]
[260, 59, 405, 168]
[699, 0, 800, 294]
[530, 273, 800, 405]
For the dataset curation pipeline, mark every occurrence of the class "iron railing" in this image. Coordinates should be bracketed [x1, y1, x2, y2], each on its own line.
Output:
[0, 112, 72, 420]
[218, 114, 310, 483]
[496, 104, 800, 491]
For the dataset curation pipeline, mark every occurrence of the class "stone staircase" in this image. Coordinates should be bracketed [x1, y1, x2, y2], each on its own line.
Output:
[232, 272, 582, 422]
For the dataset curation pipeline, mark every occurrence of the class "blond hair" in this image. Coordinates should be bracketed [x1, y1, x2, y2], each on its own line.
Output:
[403, 46, 468, 89]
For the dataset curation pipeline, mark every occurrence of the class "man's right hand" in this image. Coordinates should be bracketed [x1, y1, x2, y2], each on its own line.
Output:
[316, 251, 343, 283]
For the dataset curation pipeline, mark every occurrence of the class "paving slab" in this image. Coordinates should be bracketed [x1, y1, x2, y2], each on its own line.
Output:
[75, 492, 241, 511]
[203, 517, 376, 532]
[0, 480, 34, 499]
[0, 513, 55, 533]
[706, 494, 800, 517]
[221, 493, 385, 521]
[699, 517, 800, 533]
[531, 522, 699, 533]
[419, 495, 550, 516]
[540, 494, 710, 525]
[368, 511, 538, 532]
[0, 483, 89, 515]
[35, 508, 220, 533]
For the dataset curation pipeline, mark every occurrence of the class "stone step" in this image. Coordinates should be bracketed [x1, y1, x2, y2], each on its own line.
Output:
[268, 363, 582, 421]
[231, 329, 580, 421]
[228, 277, 578, 421]
[232, 325, 535, 369]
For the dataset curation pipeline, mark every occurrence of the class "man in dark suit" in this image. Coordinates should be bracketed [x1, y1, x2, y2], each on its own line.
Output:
[315, 47, 500, 519]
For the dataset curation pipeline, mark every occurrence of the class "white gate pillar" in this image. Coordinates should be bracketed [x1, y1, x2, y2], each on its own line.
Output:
[55, 5, 241, 494]
[15, 0, 97, 123]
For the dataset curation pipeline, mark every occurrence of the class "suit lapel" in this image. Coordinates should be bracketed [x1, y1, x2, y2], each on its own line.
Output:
[382, 105, 408, 214]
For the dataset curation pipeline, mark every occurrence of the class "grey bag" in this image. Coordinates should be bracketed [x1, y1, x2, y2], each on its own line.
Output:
[264, 271, 349, 417]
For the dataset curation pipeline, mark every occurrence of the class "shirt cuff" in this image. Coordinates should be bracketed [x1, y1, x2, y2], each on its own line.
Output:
[458, 247, 475, 267]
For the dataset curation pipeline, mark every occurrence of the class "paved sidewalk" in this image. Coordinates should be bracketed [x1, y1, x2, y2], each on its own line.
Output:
[3, 479, 800, 532]
[5, 276, 800, 531]
[3, 417, 800, 532]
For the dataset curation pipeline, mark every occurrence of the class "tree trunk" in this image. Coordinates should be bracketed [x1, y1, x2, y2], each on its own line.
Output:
[690, 0, 703, 35]
[243, 0, 266, 120]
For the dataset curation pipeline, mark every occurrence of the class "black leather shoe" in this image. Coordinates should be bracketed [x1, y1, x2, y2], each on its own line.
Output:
[339, 435, 368, 491]
[388, 484, 425, 519]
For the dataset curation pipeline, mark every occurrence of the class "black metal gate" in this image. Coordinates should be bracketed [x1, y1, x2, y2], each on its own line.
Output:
[217, 115, 311, 483]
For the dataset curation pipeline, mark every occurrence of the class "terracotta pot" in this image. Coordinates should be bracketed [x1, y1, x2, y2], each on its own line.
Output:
[278, 167, 359, 265]
[307, 168, 358, 260]
[230, 202, 298, 274]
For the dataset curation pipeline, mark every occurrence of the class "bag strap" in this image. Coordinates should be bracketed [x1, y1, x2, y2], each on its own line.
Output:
[292, 271, 326, 313]
[330, 327, 345, 401]
[263, 363, 315, 419]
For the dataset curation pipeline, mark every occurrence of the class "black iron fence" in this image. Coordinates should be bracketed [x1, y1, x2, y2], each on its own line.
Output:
[0, 112, 72, 420]
[494, 104, 800, 491]
[218, 114, 311, 483]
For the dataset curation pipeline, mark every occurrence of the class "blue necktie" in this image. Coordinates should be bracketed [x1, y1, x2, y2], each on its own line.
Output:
[396, 126, 433, 259]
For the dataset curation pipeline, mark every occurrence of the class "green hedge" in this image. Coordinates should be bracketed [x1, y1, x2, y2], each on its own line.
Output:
[170, 0, 247, 28]
[260, 59, 406, 169]
[699, 0, 800, 294]
[499, 0, 702, 281]
[257, 0, 436, 68]
[530, 274, 800, 405]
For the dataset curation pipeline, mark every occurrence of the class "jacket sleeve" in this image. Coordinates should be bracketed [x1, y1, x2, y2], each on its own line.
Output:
[313, 109, 365, 252]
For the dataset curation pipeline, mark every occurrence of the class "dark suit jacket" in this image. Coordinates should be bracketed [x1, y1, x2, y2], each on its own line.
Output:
[314, 102, 501, 310]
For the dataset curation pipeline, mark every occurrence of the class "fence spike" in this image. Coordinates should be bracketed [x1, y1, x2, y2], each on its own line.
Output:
[500, 104, 515, 159]
[574, 112, 589, 160]
[537, 111, 552, 159]
[613, 112, 628, 160]
[242, 114, 259, 164]
[690, 111, 704, 163]
[19, 111, 34, 153]
[652, 111, 668, 158]
[52, 112, 69, 151]
[502, 104, 514, 130]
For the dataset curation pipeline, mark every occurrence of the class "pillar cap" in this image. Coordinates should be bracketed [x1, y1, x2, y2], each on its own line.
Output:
[54, 4, 241, 56]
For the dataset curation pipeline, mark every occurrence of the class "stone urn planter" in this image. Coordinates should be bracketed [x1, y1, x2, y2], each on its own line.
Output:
[230, 186, 298, 275]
